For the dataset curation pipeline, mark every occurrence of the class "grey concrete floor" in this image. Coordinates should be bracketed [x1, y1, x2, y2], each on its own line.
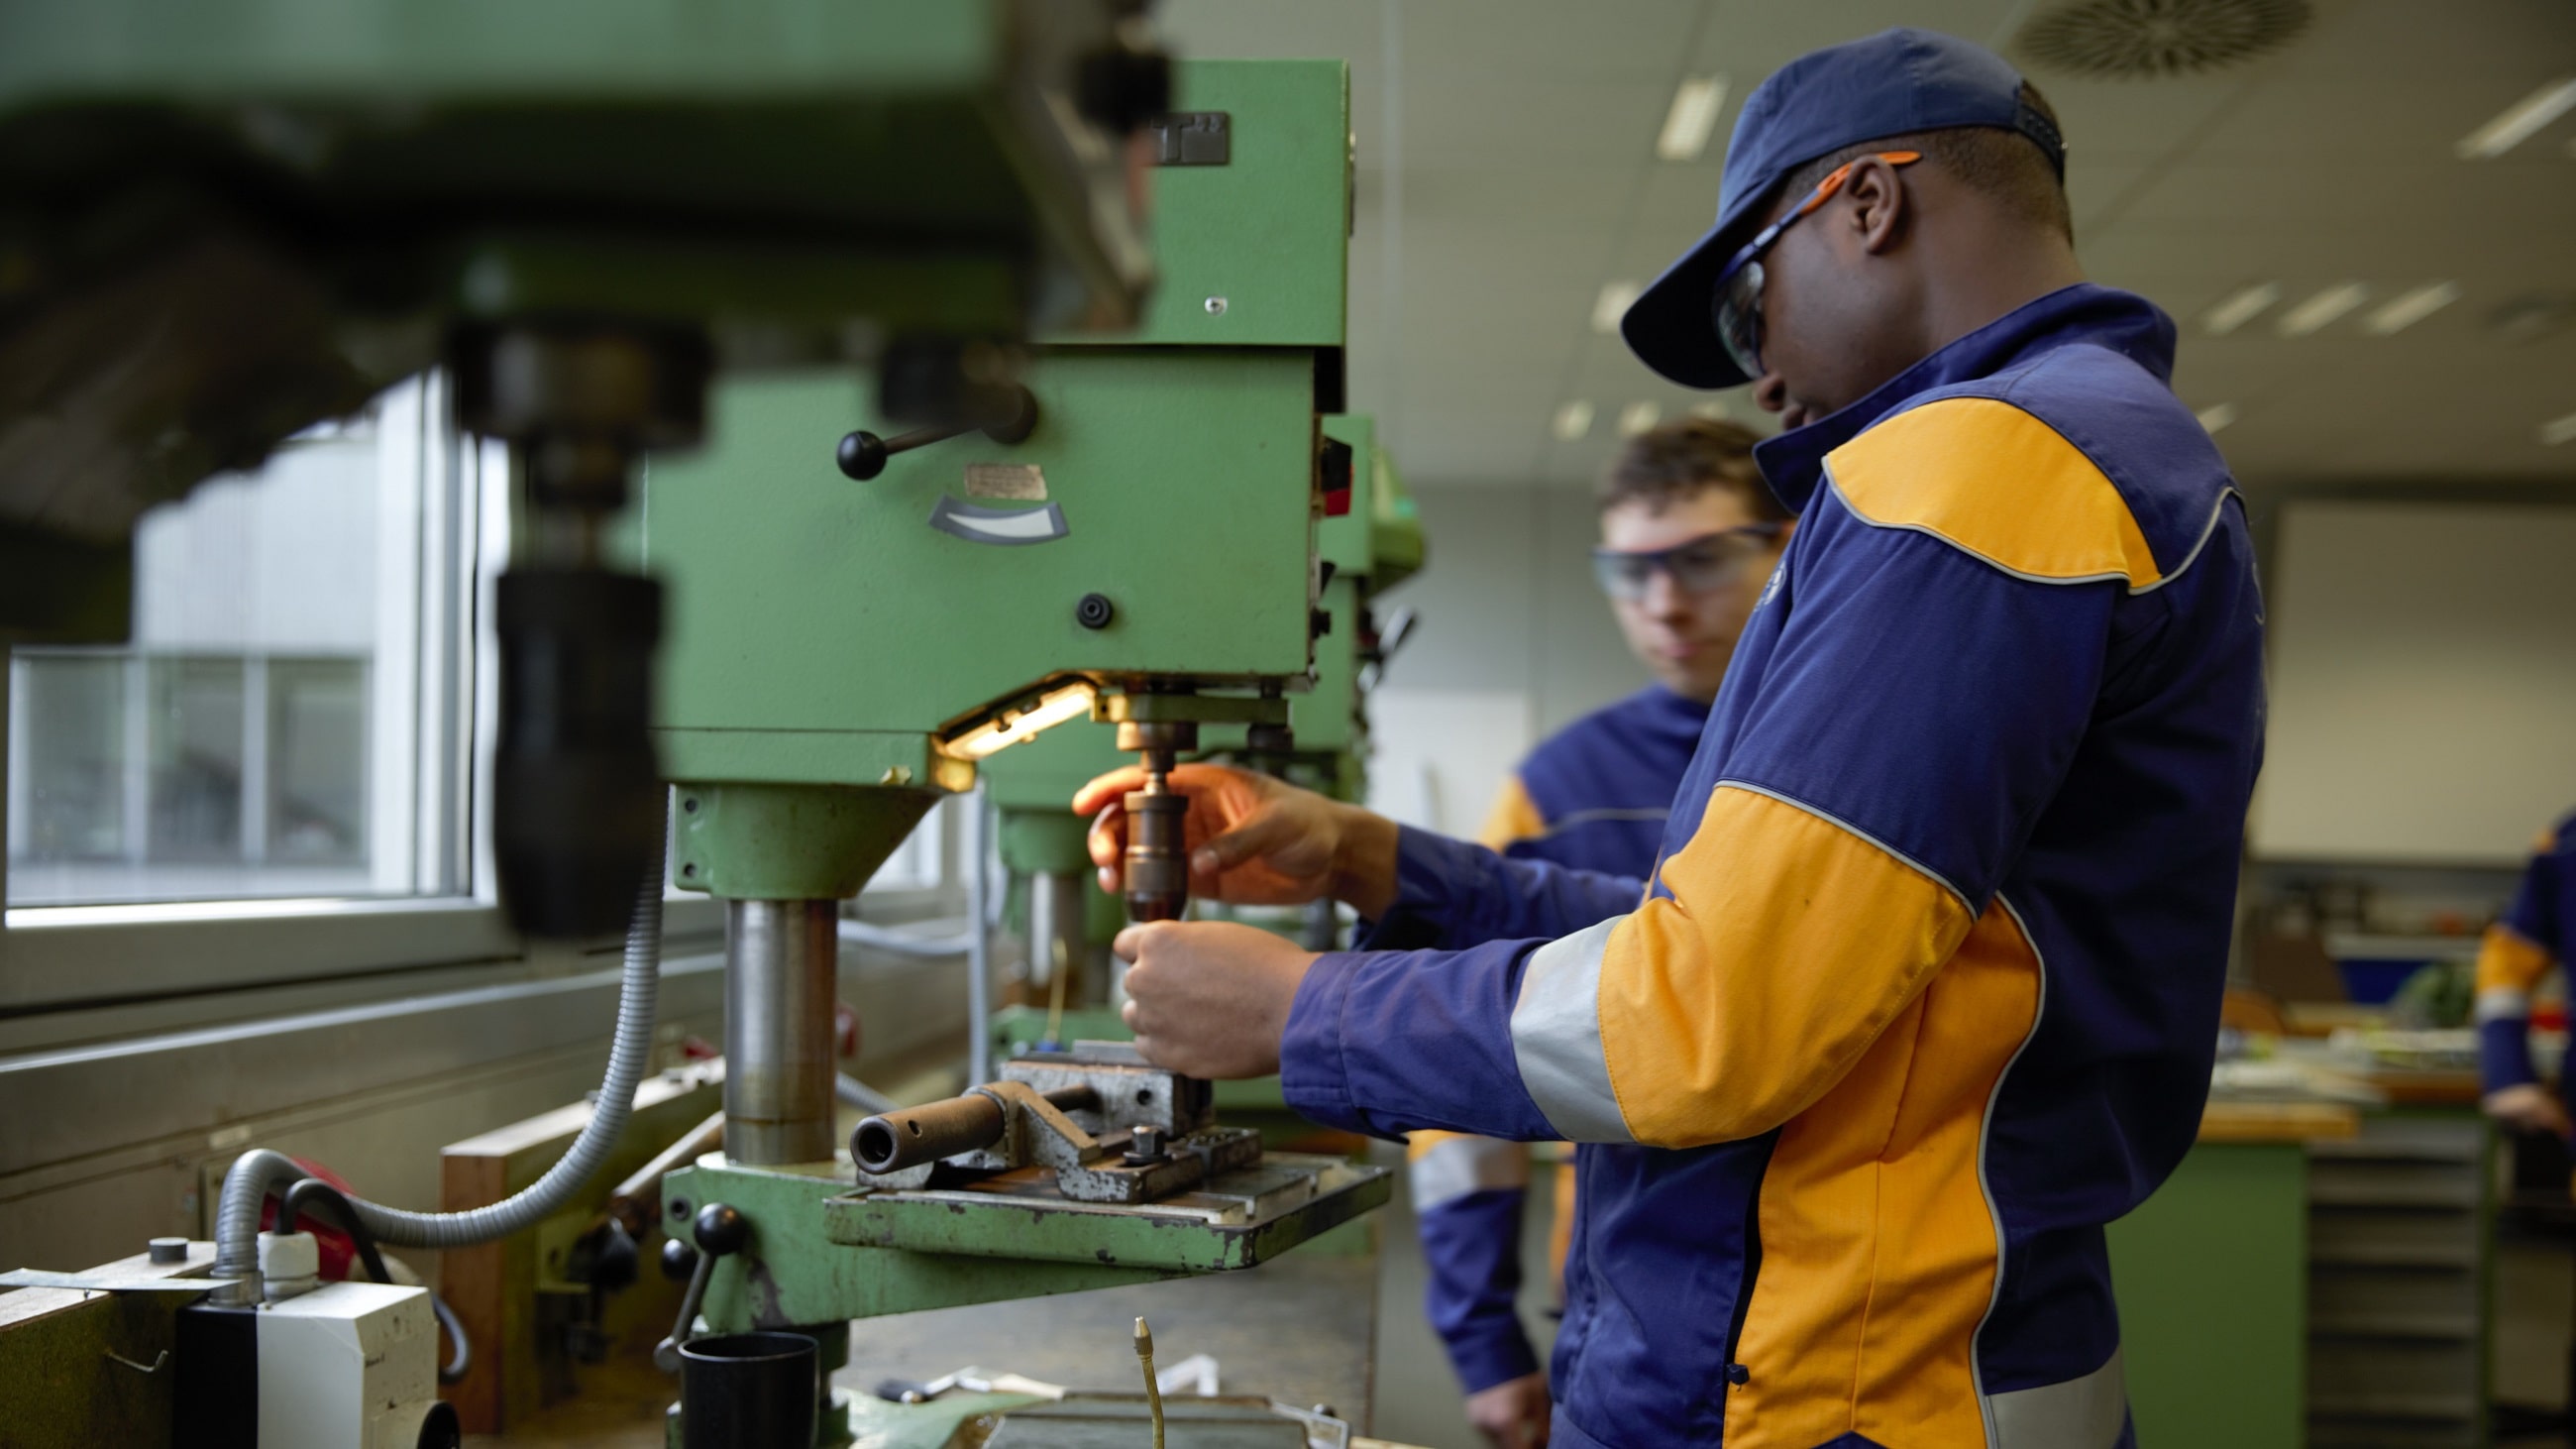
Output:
[1369, 1143, 1563, 1449]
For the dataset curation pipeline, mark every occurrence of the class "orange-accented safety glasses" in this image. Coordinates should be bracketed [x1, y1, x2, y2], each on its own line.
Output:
[1712, 151, 1921, 380]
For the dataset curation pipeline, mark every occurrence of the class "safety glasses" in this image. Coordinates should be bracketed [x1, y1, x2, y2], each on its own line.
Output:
[1591, 523, 1788, 603]
[1712, 151, 1921, 380]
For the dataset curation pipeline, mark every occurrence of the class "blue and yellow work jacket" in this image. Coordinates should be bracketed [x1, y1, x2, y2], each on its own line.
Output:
[1413, 685, 1713, 1394]
[1281, 284, 2266, 1449]
[2476, 812, 2576, 1105]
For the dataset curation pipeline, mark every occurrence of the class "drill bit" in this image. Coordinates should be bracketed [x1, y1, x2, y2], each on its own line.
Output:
[1134, 1316, 1165, 1449]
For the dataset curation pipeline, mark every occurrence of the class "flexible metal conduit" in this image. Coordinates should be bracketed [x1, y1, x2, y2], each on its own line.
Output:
[212, 803, 669, 1301]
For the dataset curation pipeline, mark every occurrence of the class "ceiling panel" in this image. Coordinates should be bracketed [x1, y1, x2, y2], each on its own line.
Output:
[1156, 0, 2576, 492]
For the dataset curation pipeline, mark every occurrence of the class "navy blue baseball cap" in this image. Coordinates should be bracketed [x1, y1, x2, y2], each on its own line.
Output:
[1621, 28, 2066, 389]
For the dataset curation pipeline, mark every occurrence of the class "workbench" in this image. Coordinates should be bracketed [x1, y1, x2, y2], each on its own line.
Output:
[2112, 1098, 2504, 1449]
[2110, 1102, 2357, 1448]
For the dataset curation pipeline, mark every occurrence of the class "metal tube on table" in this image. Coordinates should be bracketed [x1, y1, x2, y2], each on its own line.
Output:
[723, 899, 839, 1166]
[851, 1084, 1100, 1174]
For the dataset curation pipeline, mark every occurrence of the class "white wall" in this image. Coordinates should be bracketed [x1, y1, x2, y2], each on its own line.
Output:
[1367, 484, 1649, 835]
[2250, 500, 2576, 865]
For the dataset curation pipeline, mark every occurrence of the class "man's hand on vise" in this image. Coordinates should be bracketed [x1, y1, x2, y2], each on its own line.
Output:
[1074, 762, 1399, 918]
[2484, 1082, 2572, 1139]
[1464, 1373, 1553, 1449]
[1114, 920, 1315, 1079]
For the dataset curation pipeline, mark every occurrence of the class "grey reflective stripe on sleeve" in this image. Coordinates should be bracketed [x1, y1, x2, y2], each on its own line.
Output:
[1986, 1346, 2128, 1449]
[1508, 917, 1635, 1143]
[2477, 986, 2533, 1024]
[1409, 1135, 1530, 1211]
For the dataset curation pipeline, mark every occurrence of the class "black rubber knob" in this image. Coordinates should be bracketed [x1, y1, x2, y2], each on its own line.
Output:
[694, 1202, 749, 1257]
[590, 1221, 640, 1293]
[836, 431, 890, 481]
[660, 1236, 698, 1282]
[1075, 593, 1116, 630]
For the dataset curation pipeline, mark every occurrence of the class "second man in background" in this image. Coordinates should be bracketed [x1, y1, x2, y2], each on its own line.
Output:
[1414, 416, 1789, 1448]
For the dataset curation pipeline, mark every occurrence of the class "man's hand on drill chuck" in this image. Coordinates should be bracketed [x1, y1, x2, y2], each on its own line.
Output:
[1075, 762, 1400, 918]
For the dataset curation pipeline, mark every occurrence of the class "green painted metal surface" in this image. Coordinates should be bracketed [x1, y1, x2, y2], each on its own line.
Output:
[668, 1160, 1176, 1333]
[2106, 1141, 2308, 1449]
[822, 1156, 1391, 1272]
[645, 58, 1351, 901]
[1050, 60, 1349, 349]
[673, 782, 940, 900]
[665, 1153, 1386, 1331]
[645, 348, 1319, 772]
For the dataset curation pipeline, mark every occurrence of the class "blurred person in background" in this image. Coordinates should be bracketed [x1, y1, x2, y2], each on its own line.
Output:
[2477, 811, 2576, 1142]
[1417, 416, 1789, 1447]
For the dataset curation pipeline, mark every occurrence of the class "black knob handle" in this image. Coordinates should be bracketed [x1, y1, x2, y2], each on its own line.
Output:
[659, 1236, 698, 1282]
[836, 431, 892, 481]
[693, 1202, 749, 1257]
[835, 389, 1040, 481]
[1076, 593, 1116, 630]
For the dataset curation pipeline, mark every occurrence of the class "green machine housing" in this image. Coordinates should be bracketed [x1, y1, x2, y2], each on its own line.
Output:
[644, 58, 1352, 899]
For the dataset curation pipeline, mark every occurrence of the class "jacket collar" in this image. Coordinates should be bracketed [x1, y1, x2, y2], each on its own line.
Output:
[1752, 283, 2178, 515]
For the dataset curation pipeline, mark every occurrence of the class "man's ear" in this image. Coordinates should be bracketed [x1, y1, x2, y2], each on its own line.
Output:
[1841, 156, 1911, 255]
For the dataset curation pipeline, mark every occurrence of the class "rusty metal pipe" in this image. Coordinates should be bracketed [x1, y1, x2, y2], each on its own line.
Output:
[852, 1084, 1099, 1174]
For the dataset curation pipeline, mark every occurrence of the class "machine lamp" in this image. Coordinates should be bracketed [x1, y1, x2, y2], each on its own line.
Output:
[940, 682, 1099, 760]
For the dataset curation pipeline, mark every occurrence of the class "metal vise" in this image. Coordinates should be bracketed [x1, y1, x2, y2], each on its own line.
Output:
[849, 1047, 1261, 1206]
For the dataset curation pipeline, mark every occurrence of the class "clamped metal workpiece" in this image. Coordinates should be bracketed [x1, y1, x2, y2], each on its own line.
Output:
[851, 1047, 1262, 1206]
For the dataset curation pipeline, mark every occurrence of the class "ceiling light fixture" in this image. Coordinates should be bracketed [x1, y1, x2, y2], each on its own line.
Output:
[1591, 280, 1643, 334]
[2456, 76, 2576, 160]
[1619, 401, 1663, 436]
[2201, 282, 2279, 336]
[2540, 410, 2576, 447]
[1553, 400, 1596, 442]
[2196, 403, 2238, 435]
[2276, 281, 2369, 337]
[1656, 75, 1728, 162]
[2362, 280, 2461, 336]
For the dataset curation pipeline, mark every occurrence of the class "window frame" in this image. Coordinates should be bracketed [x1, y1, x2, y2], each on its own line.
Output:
[1, 375, 962, 1023]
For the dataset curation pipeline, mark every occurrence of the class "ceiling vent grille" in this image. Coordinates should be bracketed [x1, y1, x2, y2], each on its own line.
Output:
[2017, 0, 2311, 78]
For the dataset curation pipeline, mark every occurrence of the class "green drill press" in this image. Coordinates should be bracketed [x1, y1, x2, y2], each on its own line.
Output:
[637, 59, 1392, 1439]
[980, 411, 1424, 1059]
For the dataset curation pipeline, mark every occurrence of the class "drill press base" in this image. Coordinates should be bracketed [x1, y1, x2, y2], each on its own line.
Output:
[665, 1152, 1391, 1335]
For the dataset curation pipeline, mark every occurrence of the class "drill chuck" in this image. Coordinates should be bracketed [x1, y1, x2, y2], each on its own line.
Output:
[491, 568, 664, 940]
[1123, 789, 1191, 923]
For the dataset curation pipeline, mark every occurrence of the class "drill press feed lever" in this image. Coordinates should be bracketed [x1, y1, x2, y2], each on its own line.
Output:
[852, 1051, 1262, 1207]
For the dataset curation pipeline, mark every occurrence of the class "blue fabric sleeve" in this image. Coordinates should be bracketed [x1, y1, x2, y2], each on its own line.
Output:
[1418, 1187, 1541, 1392]
[1354, 826, 1643, 951]
[1281, 943, 1562, 1142]
[2482, 1017, 2539, 1095]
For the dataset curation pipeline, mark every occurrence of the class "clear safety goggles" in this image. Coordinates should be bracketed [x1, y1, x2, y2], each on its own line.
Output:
[1591, 523, 1787, 603]
[1712, 152, 1922, 380]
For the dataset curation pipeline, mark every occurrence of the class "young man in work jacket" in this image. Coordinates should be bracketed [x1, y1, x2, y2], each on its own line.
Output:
[1080, 29, 2265, 1448]
[1423, 418, 1788, 1448]
[2475, 810, 2576, 1142]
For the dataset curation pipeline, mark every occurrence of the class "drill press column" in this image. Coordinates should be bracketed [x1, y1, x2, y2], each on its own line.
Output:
[725, 899, 841, 1166]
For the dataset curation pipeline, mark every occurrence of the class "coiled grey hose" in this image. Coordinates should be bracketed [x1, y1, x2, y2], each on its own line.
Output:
[213, 809, 668, 1301]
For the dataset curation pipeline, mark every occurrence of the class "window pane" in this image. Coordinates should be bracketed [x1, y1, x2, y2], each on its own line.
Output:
[6, 378, 477, 907]
[147, 657, 246, 862]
